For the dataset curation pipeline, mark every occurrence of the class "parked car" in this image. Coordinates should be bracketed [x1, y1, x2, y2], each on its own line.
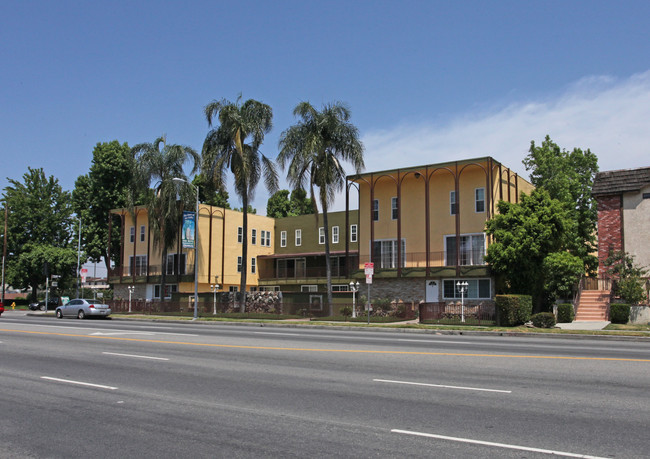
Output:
[55, 299, 111, 319]
[0, 301, 4, 316]
[29, 297, 62, 311]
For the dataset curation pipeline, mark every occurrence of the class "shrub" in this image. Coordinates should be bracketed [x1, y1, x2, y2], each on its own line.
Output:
[610, 303, 630, 324]
[340, 306, 352, 318]
[531, 312, 556, 328]
[556, 303, 574, 323]
[496, 294, 532, 326]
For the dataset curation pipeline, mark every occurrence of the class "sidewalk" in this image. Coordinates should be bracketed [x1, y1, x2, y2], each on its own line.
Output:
[555, 321, 611, 331]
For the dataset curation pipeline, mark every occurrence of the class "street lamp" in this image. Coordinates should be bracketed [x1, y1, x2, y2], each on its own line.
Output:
[127, 285, 135, 313]
[211, 283, 220, 315]
[349, 280, 360, 318]
[456, 280, 468, 323]
[75, 217, 81, 298]
[172, 177, 199, 320]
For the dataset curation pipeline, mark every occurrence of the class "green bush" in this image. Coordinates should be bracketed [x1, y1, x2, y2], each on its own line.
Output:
[496, 294, 532, 326]
[610, 303, 630, 324]
[531, 312, 556, 328]
[556, 303, 574, 323]
[339, 306, 352, 318]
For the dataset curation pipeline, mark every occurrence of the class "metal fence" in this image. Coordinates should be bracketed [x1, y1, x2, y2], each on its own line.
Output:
[419, 302, 496, 325]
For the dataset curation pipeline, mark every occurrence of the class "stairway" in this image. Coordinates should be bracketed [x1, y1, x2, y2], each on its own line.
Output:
[575, 290, 610, 321]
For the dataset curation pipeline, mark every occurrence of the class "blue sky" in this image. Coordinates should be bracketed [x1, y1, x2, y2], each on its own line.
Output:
[2, 0, 650, 219]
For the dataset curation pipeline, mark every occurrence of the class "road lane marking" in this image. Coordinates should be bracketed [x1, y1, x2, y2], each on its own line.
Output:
[41, 376, 118, 390]
[391, 429, 609, 458]
[102, 352, 169, 361]
[398, 339, 474, 344]
[254, 332, 304, 336]
[6, 323, 198, 336]
[91, 331, 155, 336]
[3, 329, 650, 362]
[374, 379, 511, 393]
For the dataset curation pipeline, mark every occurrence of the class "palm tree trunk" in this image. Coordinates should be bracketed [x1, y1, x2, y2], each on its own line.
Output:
[160, 245, 167, 302]
[322, 199, 333, 316]
[239, 194, 248, 313]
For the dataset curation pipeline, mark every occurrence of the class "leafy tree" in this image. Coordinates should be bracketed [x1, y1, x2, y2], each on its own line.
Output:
[290, 188, 314, 215]
[192, 173, 231, 209]
[72, 140, 137, 270]
[278, 101, 364, 315]
[605, 250, 648, 304]
[2, 168, 78, 299]
[523, 135, 599, 272]
[485, 189, 569, 311]
[267, 189, 314, 218]
[132, 136, 200, 301]
[542, 251, 584, 301]
[202, 96, 278, 311]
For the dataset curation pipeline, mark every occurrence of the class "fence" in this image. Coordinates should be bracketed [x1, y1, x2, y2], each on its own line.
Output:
[419, 301, 496, 325]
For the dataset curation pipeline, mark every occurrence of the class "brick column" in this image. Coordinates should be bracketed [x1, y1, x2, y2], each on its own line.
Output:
[596, 195, 623, 276]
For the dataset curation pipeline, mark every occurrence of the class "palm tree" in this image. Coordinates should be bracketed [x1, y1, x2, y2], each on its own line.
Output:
[131, 136, 200, 301]
[278, 101, 364, 315]
[202, 96, 278, 312]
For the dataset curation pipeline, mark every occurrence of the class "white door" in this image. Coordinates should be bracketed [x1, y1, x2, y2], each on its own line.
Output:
[425, 280, 439, 302]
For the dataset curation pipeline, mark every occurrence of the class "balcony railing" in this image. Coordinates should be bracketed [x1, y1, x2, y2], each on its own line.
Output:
[109, 264, 195, 279]
[369, 250, 486, 269]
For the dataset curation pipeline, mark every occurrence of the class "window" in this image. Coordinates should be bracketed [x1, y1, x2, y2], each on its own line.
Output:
[166, 253, 186, 275]
[237, 227, 243, 243]
[331, 284, 350, 292]
[475, 188, 485, 213]
[251, 229, 257, 245]
[259, 286, 280, 292]
[154, 284, 177, 299]
[237, 256, 242, 273]
[251, 257, 256, 274]
[443, 279, 491, 299]
[277, 258, 306, 278]
[295, 229, 302, 246]
[301, 285, 318, 292]
[130, 226, 135, 243]
[450, 191, 457, 215]
[350, 224, 358, 243]
[229, 286, 238, 292]
[332, 226, 339, 244]
[266, 231, 272, 246]
[280, 231, 287, 247]
[260, 230, 270, 247]
[372, 239, 406, 269]
[140, 225, 146, 242]
[319, 227, 325, 245]
[445, 234, 485, 266]
[372, 199, 379, 221]
[129, 255, 147, 276]
[391, 197, 398, 220]
[250, 286, 258, 292]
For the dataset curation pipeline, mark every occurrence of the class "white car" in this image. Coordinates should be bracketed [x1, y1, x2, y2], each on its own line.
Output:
[56, 299, 111, 319]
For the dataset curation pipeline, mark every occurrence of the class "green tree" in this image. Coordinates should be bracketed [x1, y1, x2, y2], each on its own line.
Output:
[132, 136, 200, 301]
[523, 135, 599, 272]
[72, 140, 137, 270]
[267, 189, 314, 218]
[485, 189, 569, 311]
[202, 96, 278, 311]
[278, 101, 364, 315]
[605, 250, 648, 304]
[3, 168, 78, 299]
[290, 188, 314, 216]
[192, 173, 231, 209]
[542, 251, 585, 301]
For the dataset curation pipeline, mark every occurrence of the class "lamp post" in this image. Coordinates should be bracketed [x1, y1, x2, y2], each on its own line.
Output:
[211, 283, 220, 315]
[456, 280, 468, 323]
[75, 217, 81, 298]
[127, 285, 135, 313]
[349, 280, 360, 318]
[172, 178, 199, 320]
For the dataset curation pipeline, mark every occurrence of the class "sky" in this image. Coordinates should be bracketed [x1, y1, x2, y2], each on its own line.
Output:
[2, 1, 650, 274]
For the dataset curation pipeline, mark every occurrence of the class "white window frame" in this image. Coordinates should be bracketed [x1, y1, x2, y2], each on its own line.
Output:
[372, 199, 379, 221]
[372, 238, 406, 269]
[280, 231, 287, 248]
[331, 284, 350, 292]
[140, 225, 146, 242]
[391, 197, 398, 220]
[444, 233, 486, 266]
[129, 255, 148, 276]
[251, 228, 257, 245]
[130, 226, 135, 243]
[154, 283, 177, 299]
[442, 278, 491, 300]
[229, 286, 238, 292]
[332, 226, 339, 244]
[301, 285, 318, 293]
[251, 257, 256, 274]
[319, 227, 325, 245]
[475, 187, 485, 213]
[295, 229, 302, 246]
[266, 231, 272, 246]
[237, 256, 242, 273]
[237, 226, 243, 243]
[350, 224, 358, 243]
[450, 190, 457, 215]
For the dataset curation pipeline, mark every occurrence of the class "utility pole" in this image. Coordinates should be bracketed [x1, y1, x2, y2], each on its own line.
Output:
[1, 203, 7, 304]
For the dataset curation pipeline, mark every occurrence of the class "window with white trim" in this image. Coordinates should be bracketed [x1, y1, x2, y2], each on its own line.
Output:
[129, 255, 147, 276]
[445, 234, 485, 266]
[259, 286, 281, 292]
[237, 227, 243, 243]
[130, 226, 135, 243]
[391, 197, 398, 220]
[251, 228, 257, 245]
[475, 188, 485, 213]
[372, 199, 379, 221]
[350, 224, 358, 242]
[140, 225, 146, 242]
[319, 227, 325, 245]
[372, 239, 406, 269]
[237, 256, 242, 273]
[450, 191, 457, 215]
[251, 257, 256, 274]
[280, 231, 287, 247]
[443, 279, 491, 299]
[154, 284, 177, 299]
[229, 286, 238, 292]
[166, 253, 186, 275]
[295, 229, 302, 246]
[266, 231, 272, 246]
[332, 226, 339, 244]
[331, 284, 350, 292]
[301, 285, 318, 292]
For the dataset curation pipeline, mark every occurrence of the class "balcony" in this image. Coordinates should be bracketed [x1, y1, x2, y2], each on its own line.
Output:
[369, 249, 486, 269]
[109, 264, 195, 283]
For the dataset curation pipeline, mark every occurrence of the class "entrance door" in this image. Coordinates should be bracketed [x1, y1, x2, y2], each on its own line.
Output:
[425, 280, 439, 302]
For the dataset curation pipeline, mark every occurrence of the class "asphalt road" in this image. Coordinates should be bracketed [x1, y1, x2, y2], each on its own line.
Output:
[1, 312, 649, 458]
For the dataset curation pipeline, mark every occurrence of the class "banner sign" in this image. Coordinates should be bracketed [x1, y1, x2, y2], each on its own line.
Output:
[182, 211, 196, 249]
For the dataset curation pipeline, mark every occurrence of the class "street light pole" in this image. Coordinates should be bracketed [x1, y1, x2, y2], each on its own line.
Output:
[127, 285, 135, 313]
[211, 283, 220, 315]
[172, 178, 199, 320]
[75, 217, 81, 298]
[456, 280, 468, 323]
[349, 280, 359, 318]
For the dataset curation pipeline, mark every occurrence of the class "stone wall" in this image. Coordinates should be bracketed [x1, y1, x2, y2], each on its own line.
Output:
[367, 278, 426, 303]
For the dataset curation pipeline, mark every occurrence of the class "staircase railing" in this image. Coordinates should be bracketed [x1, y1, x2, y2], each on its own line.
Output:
[573, 276, 613, 320]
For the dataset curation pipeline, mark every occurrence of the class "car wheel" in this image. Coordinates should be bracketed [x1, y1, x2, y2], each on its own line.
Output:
[56, 310, 63, 319]
[40, 304, 46, 311]
[77, 310, 85, 319]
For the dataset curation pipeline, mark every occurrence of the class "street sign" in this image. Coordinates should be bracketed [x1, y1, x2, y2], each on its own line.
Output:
[365, 273, 372, 284]
[364, 262, 374, 283]
[80, 268, 88, 283]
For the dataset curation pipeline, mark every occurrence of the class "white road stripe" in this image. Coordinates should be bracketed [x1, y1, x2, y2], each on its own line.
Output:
[391, 429, 608, 459]
[41, 376, 118, 390]
[374, 379, 511, 393]
[398, 339, 474, 344]
[14, 323, 197, 336]
[102, 352, 169, 361]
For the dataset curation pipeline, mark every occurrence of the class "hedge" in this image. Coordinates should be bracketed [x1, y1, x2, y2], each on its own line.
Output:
[531, 312, 556, 328]
[610, 303, 630, 324]
[495, 294, 532, 326]
[556, 303, 574, 323]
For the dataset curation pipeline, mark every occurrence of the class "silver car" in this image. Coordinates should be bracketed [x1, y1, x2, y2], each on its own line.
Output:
[56, 299, 111, 319]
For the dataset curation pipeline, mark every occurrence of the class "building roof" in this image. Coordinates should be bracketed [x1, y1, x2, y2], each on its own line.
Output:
[592, 167, 650, 196]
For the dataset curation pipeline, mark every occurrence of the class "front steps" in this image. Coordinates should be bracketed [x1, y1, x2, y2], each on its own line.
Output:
[575, 290, 610, 321]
